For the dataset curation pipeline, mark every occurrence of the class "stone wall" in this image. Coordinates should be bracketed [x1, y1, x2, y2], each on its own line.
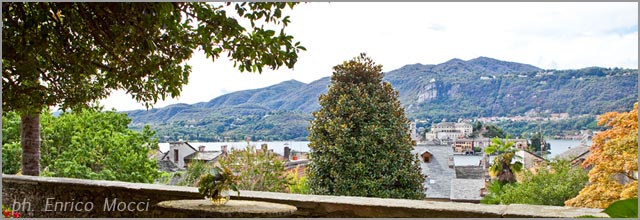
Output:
[1, 175, 201, 217]
[1, 175, 607, 218]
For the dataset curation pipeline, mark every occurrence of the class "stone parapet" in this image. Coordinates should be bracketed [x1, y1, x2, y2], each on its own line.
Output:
[1, 175, 607, 218]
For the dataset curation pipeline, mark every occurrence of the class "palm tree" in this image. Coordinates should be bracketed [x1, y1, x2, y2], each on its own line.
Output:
[485, 136, 523, 184]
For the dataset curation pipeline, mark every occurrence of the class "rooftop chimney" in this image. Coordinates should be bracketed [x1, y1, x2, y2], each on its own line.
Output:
[198, 146, 205, 152]
[221, 145, 228, 154]
[284, 146, 291, 160]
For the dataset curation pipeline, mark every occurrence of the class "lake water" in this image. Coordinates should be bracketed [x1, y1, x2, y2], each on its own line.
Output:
[160, 139, 589, 162]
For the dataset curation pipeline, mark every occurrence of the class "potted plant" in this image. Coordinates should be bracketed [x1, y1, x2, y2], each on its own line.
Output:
[197, 165, 240, 206]
[291, 150, 298, 160]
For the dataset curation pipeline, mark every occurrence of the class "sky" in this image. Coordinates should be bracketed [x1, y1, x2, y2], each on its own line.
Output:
[101, 2, 639, 111]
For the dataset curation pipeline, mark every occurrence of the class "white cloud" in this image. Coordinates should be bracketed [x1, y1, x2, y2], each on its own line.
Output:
[101, 2, 638, 111]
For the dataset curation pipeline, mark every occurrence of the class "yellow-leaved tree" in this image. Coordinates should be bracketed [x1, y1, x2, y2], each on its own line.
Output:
[565, 103, 638, 208]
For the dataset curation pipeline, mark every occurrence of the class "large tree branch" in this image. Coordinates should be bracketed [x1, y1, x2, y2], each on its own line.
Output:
[624, 172, 637, 181]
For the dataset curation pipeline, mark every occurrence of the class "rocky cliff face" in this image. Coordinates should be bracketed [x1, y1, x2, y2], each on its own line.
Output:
[417, 83, 438, 104]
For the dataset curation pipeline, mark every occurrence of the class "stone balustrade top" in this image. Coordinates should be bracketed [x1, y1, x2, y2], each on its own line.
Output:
[2, 174, 607, 218]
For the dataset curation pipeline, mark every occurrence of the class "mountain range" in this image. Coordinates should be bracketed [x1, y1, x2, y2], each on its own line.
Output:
[125, 57, 638, 141]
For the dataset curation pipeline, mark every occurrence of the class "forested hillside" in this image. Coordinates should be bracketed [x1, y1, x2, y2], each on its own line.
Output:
[126, 57, 638, 141]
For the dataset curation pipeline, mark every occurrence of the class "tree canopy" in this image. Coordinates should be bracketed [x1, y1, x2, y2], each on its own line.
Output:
[566, 103, 638, 208]
[2, 2, 304, 113]
[481, 160, 588, 206]
[528, 132, 551, 153]
[470, 122, 509, 138]
[485, 137, 523, 184]
[2, 108, 161, 183]
[219, 144, 291, 192]
[307, 54, 425, 199]
[2, 2, 304, 176]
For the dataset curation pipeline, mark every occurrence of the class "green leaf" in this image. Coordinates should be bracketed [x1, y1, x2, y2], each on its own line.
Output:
[485, 147, 496, 155]
[603, 198, 638, 218]
[511, 162, 523, 172]
[265, 30, 275, 36]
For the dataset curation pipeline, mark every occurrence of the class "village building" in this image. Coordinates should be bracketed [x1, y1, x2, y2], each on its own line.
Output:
[183, 145, 226, 166]
[555, 142, 637, 186]
[473, 138, 491, 149]
[415, 142, 493, 203]
[454, 166, 486, 179]
[450, 179, 485, 203]
[451, 138, 529, 154]
[409, 121, 419, 141]
[157, 160, 180, 173]
[157, 142, 230, 170]
[512, 139, 529, 150]
[159, 142, 198, 169]
[556, 144, 591, 168]
[420, 151, 434, 163]
[516, 149, 548, 170]
[425, 122, 473, 141]
[156, 142, 311, 180]
[413, 143, 456, 201]
[283, 146, 310, 177]
[453, 139, 475, 154]
[451, 163, 489, 203]
[284, 159, 309, 178]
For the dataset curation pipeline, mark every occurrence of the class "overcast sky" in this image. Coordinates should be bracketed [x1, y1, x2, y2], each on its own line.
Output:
[101, 2, 638, 111]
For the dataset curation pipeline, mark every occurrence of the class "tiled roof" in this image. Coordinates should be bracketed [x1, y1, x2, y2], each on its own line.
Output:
[450, 179, 484, 202]
[168, 141, 198, 152]
[520, 149, 547, 161]
[413, 144, 455, 199]
[184, 151, 223, 161]
[157, 160, 179, 172]
[454, 166, 485, 179]
[285, 161, 308, 178]
[154, 149, 168, 160]
[555, 145, 590, 161]
[285, 159, 310, 170]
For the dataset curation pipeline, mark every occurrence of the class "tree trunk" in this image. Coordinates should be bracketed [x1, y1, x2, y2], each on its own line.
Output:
[20, 113, 41, 176]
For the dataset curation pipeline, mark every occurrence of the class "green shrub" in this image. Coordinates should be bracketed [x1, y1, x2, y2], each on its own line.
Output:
[287, 167, 310, 194]
[219, 143, 291, 192]
[307, 54, 425, 199]
[482, 160, 588, 206]
[179, 160, 211, 186]
[1, 112, 22, 174]
[2, 109, 161, 183]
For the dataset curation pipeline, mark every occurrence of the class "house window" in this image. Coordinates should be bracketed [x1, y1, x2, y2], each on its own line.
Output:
[174, 149, 179, 162]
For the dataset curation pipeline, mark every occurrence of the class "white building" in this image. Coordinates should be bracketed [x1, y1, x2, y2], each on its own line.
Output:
[409, 121, 418, 140]
[426, 122, 473, 141]
[158, 142, 199, 169]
